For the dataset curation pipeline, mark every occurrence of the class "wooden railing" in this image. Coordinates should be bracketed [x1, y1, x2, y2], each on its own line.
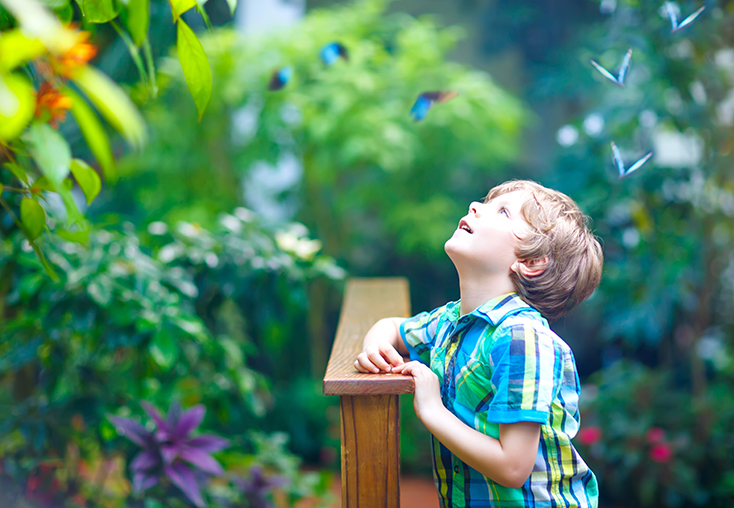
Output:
[323, 278, 414, 508]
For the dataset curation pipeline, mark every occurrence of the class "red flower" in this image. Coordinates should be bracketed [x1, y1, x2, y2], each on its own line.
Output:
[649, 443, 673, 463]
[35, 81, 72, 128]
[577, 426, 603, 446]
[645, 427, 666, 444]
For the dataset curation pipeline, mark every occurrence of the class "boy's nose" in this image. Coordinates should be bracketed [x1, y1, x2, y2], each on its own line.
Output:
[469, 202, 481, 216]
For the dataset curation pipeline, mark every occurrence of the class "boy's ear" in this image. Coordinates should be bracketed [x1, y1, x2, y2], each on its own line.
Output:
[510, 256, 549, 278]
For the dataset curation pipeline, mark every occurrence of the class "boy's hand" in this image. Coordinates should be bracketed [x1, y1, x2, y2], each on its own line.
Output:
[354, 343, 405, 373]
[392, 361, 443, 422]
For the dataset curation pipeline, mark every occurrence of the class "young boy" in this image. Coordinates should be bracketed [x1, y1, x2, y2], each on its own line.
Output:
[354, 180, 603, 508]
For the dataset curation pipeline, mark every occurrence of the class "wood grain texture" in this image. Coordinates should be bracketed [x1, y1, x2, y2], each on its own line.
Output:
[341, 395, 401, 508]
[323, 278, 414, 396]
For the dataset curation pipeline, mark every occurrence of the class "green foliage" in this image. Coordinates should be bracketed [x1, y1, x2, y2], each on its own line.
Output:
[546, 1, 734, 348]
[114, 0, 528, 272]
[576, 361, 734, 508]
[0, 210, 341, 506]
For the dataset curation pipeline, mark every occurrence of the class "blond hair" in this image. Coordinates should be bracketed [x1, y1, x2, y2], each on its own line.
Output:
[484, 180, 603, 321]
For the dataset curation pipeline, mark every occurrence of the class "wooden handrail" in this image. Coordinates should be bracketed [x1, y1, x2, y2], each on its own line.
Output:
[323, 278, 414, 508]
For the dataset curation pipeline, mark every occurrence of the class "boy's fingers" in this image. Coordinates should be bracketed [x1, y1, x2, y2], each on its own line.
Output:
[367, 350, 393, 371]
[354, 352, 380, 373]
[382, 347, 405, 367]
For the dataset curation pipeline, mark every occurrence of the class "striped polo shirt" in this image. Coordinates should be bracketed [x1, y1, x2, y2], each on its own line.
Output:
[400, 293, 598, 508]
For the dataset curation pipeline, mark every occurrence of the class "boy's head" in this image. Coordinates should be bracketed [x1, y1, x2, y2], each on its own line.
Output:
[447, 180, 603, 321]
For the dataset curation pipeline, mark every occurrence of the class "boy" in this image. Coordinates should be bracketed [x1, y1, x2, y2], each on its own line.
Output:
[354, 180, 603, 508]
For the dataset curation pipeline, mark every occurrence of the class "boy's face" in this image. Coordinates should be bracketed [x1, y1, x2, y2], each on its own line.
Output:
[444, 190, 531, 275]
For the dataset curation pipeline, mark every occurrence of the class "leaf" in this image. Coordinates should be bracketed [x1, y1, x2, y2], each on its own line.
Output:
[24, 124, 72, 186]
[149, 329, 179, 371]
[175, 405, 204, 437]
[176, 19, 212, 121]
[0, 183, 4, 194]
[20, 197, 46, 241]
[224, 0, 236, 16]
[70, 159, 102, 204]
[179, 447, 223, 476]
[0, 30, 47, 72]
[72, 65, 147, 149]
[125, 0, 149, 47]
[164, 463, 204, 507]
[3, 162, 29, 186]
[54, 2, 75, 23]
[31, 176, 56, 193]
[66, 88, 117, 181]
[0, 72, 36, 142]
[74, 0, 121, 23]
[108, 415, 154, 447]
[57, 227, 90, 245]
[168, 0, 196, 21]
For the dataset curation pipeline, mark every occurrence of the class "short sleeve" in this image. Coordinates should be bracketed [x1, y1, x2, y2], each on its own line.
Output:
[485, 323, 561, 424]
[400, 305, 446, 366]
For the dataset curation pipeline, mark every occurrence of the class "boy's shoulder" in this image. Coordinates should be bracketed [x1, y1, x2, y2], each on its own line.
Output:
[482, 307, 572, 357]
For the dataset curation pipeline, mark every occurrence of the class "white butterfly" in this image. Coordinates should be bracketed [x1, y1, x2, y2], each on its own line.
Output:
[611, 141, 653, 178]
[665, 2, 706, 33]
[591, 48, 632, 87]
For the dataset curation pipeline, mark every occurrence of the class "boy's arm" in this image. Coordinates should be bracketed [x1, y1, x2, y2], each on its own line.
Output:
[393, 361, 540, 489]
[354, 317, 408, 373]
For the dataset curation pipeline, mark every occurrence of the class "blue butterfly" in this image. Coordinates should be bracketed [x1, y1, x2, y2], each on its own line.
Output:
[409, 91, 458, 121]
[665, 2, 705, 33]
[268, 67, 292, 91]
[611, 141, 653, 178]
[590, 48, 633, 87]
[320, 42, 349, 65]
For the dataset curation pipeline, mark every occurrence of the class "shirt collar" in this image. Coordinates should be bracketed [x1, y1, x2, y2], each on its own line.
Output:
[449, 292, 537, 326]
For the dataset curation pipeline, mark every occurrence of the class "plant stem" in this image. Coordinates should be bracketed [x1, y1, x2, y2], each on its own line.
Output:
[142, 37, 158, 98]
[110, 20, 150, 94]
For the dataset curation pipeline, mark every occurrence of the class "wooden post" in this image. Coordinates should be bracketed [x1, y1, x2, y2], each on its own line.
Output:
[323, 278, 414, 508]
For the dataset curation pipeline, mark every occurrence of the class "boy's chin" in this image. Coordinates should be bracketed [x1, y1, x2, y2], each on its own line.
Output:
[444, 237, 465, 262]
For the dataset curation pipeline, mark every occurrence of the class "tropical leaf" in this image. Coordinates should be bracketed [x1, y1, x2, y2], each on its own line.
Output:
[0, 72, 36, 142]
[176, 19, 211, 121]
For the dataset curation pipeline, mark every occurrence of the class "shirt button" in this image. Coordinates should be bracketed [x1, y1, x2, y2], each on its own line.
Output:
[454, 465, 460, 474]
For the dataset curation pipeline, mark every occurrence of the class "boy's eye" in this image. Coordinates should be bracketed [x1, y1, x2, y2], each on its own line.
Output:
[499, 207, 509, 217]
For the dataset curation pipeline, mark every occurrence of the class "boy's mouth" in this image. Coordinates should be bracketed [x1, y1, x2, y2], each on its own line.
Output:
[459, 219, 473, 234]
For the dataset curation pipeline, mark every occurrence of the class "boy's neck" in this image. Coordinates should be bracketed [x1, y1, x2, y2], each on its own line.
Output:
[458, 272, 516, 316]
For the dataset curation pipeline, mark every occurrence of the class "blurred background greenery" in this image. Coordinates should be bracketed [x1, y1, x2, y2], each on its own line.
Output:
[2, 0, 734, 506]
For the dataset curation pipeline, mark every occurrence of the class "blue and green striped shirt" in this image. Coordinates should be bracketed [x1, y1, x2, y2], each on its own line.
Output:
[400, 293, 598, 508]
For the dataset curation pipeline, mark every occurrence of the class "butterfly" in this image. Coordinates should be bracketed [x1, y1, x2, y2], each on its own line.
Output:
[665, 2, 705, 33]
[320, 42, 349, 65]
[268, 67, 292, 91]
[409, 91, 459, 121]
[590, 48, 633, 87]
[611, 141, 653, 178]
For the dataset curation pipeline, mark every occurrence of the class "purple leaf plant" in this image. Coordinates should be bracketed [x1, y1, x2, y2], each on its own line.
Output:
[109, 401, 229, 507]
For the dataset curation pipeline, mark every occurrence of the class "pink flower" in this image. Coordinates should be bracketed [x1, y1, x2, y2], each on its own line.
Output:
[649, 443, 673, 463]
[577, 426, 603, 446]
[645, 427, 666, 444]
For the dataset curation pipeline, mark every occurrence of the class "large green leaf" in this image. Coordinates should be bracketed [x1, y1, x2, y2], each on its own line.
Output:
[176, 19, 211, 121]
[74, 0, 121, 23]
[168, 0, 196, 21]
[20, 197, 46, 241]
[24, 123, 72, 186]
[70, 159, 102, 205]
[125, 0, 149, 47]
[0, 29, 47, 72]
[149, 329, 179, 370]
[72, 65, 146, 149]
[3, 162, 29, 186]
[0, 72, 36, 142]
[66, 88, 117, 181]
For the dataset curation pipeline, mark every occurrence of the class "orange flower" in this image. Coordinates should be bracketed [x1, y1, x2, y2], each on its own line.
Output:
[35, 81, 73, 128]
[49, 31, 97, 78]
